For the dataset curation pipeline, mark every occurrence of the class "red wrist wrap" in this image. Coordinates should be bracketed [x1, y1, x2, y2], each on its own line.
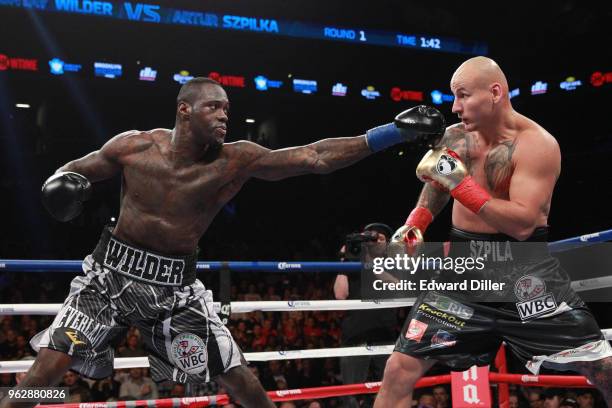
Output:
[405, 207, 433, 233]
[450, 176, 491, 214]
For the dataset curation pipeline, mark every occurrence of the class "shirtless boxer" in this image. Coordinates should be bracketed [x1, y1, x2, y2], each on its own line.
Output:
[0, 77, 444, 408]
[374, 57, 612, 407]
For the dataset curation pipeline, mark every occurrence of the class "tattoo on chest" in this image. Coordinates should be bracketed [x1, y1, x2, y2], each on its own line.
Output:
[484, 140, 516, 192]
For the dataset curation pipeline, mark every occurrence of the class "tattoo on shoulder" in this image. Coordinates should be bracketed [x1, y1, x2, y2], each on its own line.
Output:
[438, 126, 476, 170]
[484, 139, 516, 192]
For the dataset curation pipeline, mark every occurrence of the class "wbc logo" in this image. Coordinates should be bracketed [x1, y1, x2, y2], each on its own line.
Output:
[171, 333, 207, 375]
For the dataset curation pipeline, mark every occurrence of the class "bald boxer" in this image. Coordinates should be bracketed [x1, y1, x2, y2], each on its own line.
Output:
[375, 57, 612, 407]
[0, 78, 444, 408]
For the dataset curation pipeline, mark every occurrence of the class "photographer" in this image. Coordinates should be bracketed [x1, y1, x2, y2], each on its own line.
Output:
[333, 223, 397, 408]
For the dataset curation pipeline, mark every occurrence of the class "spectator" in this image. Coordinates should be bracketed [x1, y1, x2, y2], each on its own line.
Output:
[576, 390, 595, 408]
[418, 393, 436, 408]
[170, 384, 185, 397]
[118, 334, 146, 357]
[433, 385, 450, 408]
[561, 398, 580, 408]
[61, 371, 93, 403]
[0, 330, 18, 359]
[0, 373, 15, 388]
[528, 390, 544, 408]
[509, 393, 520, 408]
[118, 368, 158, 400]
[91, 375, 121, 401]
[544, 389, 565, 408]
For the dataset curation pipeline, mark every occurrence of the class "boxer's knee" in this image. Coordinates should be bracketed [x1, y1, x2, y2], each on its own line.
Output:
[382, 352, 427, 390]
[575, 357, 612, 393]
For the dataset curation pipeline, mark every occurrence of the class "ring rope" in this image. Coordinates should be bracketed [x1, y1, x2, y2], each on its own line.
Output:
[2, 334, 612, 373]
[35, 372, 595, 408]
[1, 228, 610, 273]
[0, 299, 416, 316]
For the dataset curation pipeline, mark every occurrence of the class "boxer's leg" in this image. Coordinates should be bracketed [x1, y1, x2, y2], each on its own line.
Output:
[0, 349, 72, 408]
[374, 352, 435, 407]
[215, 364, 275, 408]
[573, 358, 612, 405]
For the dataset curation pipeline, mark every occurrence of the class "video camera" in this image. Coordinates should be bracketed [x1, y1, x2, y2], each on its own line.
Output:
[343, 231, 380, 261]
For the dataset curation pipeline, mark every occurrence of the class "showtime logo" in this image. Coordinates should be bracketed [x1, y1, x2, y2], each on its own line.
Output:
[591, 71, 612, 87]
[209, 71, 245, 87]
[0, 54, 38, 71]
[390, 87, 423, 102]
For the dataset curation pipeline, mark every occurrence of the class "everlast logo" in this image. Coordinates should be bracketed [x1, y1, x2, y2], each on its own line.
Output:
[56, 306, 106, 344]
[104, 237, 185, 285]
[470, 240, 513, 262]
[516, 294, 557, 320]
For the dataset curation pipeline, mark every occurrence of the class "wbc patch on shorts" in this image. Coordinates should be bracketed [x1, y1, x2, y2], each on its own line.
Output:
[171, 333, 208, 375]
[514, 275, 557, 320]
[516, 294, 558, 320]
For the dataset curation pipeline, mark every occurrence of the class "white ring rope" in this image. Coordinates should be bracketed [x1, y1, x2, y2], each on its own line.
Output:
[1, 267, 609, 316]
[3, 336, 612, 373]
[0, 299, 416, 315]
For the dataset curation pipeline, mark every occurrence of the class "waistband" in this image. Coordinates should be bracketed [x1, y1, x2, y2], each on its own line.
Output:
[449, 226, 549, 242]
[447, 226, 550, 262]
[92, 227, 197, 286]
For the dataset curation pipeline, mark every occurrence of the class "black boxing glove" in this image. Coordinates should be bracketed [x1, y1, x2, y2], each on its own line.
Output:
[366, 105, 446, 152]
[41, 172, 92, 222]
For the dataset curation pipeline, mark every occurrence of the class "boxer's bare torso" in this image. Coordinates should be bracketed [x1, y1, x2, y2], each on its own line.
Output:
[419, 113, 560, 235]
[60, 128, 370, 254]
[111, 130, 257, 253]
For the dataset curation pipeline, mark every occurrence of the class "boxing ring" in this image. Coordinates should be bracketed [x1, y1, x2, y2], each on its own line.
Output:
[1, 228, 611, 407]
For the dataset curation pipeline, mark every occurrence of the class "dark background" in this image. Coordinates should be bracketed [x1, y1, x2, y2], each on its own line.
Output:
[0, 1, 610, 266]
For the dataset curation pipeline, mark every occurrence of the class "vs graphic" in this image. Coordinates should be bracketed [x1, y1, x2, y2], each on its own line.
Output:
[123, 2, 161, 23]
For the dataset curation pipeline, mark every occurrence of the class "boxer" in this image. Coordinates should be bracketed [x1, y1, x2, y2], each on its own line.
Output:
[375, 57, 612, 407]
[0, 77, 444, 408]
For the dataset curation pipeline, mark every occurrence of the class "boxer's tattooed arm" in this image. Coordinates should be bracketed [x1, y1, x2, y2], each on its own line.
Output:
[415, 183, 450, 217]
[484, 140, 516, 192]
[242, 137, 371, 181]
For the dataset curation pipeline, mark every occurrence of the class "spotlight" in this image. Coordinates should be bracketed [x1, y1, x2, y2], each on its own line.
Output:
[245, 118, 255, 123]
[16, 103, 30, 109]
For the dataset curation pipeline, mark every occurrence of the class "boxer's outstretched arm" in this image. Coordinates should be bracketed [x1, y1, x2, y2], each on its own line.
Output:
[57, 131, 137, 182]
[241, 137, 371, 181]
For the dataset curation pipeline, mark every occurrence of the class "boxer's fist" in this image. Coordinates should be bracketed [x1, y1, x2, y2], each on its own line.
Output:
[394, 105, 446, 146]
[41, 171, 92, 222]
[416, 147, 469, 191]
[416, 148, 491, 214]
[391, 225, 423, 255]
[366, 105, 445, 152]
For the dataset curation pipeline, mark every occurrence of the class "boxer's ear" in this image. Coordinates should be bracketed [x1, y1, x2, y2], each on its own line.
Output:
[177, 101, 192, 120]
[490, 83, 503, 104]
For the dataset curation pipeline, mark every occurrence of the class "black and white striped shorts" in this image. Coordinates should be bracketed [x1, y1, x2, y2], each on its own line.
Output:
[31, 255, 242, 382]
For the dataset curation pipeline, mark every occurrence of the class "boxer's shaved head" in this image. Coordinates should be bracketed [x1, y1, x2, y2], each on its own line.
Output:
[451, 56, 509, 94]
[177, 77, 223, 106]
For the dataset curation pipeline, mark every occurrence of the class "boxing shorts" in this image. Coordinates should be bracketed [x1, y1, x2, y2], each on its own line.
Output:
[395, 227, 612, 374]
[31, 227, 242, 382]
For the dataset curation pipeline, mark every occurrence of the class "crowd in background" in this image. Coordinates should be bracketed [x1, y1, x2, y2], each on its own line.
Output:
[0, 269, 607, 407]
